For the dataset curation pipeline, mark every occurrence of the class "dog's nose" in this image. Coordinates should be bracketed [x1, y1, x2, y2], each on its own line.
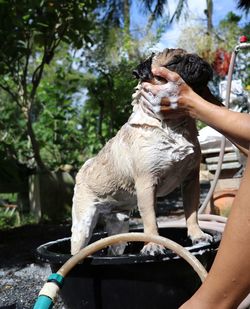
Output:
[132, 68, 153, 81]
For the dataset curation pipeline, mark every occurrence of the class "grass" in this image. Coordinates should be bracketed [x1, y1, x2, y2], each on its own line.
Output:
[0, 192, 38, 229]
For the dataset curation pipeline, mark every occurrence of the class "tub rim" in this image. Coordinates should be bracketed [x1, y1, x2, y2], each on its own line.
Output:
[36, 227, 221, 266]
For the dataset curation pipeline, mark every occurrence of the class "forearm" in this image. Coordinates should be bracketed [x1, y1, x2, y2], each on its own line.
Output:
[180, 90, 250, 150]
[180, 156, 250, 309]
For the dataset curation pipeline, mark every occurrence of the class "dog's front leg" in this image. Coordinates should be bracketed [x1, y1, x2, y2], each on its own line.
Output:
[182, 168, 213, 244]
[71, 182, 99, 255]
[105, 212, 130, 256]
[135, 177, 166, 256]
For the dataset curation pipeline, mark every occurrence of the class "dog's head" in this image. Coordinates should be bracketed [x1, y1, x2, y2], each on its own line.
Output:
[133, 48, 213, 95]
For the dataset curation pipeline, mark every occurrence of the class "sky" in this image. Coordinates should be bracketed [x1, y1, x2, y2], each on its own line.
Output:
[132, 0, 249, 51]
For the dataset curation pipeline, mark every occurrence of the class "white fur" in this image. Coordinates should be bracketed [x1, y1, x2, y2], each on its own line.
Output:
[70, 50, 211, 256]
[151, 82, 180, 110]
[70, 84, 203, 256]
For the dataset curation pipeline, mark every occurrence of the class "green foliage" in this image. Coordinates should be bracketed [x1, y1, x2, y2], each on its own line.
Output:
[0, 209, 20, 229]
[0, 46, 85, 168]
[0, 47, 139, 170]
[0, 0, 100, 170]
[0, 207, 40, 229]
[0, 0, 155, 171]
[217, 13, 250, 88]
[0, 91, 29, 163]
[0, 0, 98, 65]
[217, 12, 242, 50]
[33, 49, 86, 168]
[178, 10, 248, 58]
[80, 59, 138, 159]
[1, 0, 204, 172]
[0, 193, 17, 204]
[178, 11, 250, 87]
[19, 212, 38, 226]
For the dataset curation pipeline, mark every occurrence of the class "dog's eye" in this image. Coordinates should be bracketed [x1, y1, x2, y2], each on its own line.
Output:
[155, 76, 166, 83]
[166, 63, 176, 67]
[165, 58, 181, 68]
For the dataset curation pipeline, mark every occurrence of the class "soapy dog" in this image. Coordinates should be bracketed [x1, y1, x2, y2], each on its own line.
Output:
[71, 48, 216, 256]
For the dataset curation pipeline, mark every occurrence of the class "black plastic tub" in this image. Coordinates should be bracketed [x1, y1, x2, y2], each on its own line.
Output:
[37, 227, 221, 309]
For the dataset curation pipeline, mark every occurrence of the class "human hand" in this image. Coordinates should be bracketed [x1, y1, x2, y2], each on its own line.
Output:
[141, 67, 192, 115]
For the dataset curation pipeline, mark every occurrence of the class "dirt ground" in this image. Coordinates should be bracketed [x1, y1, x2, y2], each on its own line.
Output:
[0, 224, 70, 309]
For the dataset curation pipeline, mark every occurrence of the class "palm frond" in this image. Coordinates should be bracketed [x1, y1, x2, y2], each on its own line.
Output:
[170, 0, 188, 23]
[237, 0, 250, 14]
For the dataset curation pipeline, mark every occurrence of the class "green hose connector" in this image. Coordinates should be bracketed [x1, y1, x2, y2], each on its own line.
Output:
[33, 295, 53, 309]
[47, 273, 64, 288]
[33, 273, 64, 308]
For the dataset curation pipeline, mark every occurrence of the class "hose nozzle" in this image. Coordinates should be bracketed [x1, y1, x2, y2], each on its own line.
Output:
[235, 36, 250, 52]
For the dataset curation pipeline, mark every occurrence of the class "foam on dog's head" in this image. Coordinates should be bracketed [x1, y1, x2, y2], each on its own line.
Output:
[133, 48, 213, 94]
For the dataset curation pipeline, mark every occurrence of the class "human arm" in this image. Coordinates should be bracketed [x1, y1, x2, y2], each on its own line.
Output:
[141, 67, 250, 155]
[179, 153, 250, 309]
[141, 66, 250, 308]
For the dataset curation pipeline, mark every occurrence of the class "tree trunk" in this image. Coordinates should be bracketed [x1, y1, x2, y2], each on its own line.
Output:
[123, 0, 132, 57]
[206, 0, 213, 34]
[26, 109, 47, 171]
[97, 101, 105, 145]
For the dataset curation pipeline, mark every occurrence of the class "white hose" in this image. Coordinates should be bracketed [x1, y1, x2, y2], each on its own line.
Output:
[57, 232, 208, 281]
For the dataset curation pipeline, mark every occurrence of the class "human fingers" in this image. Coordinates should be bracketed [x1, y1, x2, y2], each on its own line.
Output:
[140, 89, 159, 104]
[141, 89, 177, 112]
[143, 81, 181, 105]
[141, 96, 185, 115]
[141, 82, 163, 96]
[140, 90, 188, 119]
[152, 67, 184, 85]
[141, 81, 179, 101]
[140, 96, 161, 113]
[160, 107, 188, 118]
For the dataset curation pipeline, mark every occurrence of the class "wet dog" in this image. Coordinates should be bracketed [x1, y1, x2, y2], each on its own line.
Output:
[71, 48, 215, 256]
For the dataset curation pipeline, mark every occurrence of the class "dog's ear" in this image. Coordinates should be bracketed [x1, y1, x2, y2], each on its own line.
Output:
[133, 53, 155, 81]
[201, 86, 224, 106]
[169, 54, 213, 94]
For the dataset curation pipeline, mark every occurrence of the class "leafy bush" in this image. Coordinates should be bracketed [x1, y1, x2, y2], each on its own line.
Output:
[0, 209, 19, 229]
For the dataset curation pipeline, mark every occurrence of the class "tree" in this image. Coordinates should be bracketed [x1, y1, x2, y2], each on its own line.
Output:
[2, 0, 247, 172]
[141, 0, 249, 39]
[204, 0, 213, 34]
[33, 48, 87, 169]
[0, 0, 99, 171]
[237, 0, 250, 14]
[79, 59, 138, 158]
[177, 10, 250, 96]
[0, 91, 28, 164]
[0, 0, 189, 175]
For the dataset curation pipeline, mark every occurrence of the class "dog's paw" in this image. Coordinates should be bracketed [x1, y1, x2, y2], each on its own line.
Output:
[190, 231, 213, 245]
[140, 242, 167, 256]
[108, 243, 127, 256]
